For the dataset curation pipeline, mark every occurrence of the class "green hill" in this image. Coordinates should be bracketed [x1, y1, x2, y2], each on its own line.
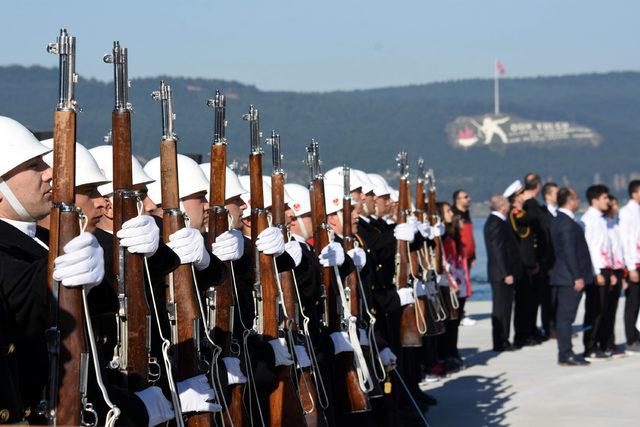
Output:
[1, 65, 639, 201]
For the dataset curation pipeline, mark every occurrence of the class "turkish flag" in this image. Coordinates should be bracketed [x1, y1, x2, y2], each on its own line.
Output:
[496, 60, 506, 76]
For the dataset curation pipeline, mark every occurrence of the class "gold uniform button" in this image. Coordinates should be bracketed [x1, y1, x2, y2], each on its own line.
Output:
[0, 409, 10, 423]
[6, 344, 14, 355]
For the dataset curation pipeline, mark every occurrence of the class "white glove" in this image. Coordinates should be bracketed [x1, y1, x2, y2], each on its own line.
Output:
[330, 331, 354, 355]
[394, 222, 415, 243]
[347, 247, 367, 271]
[177, 374, 222, 413]
[407, 216, 419, 234]
[116, 215, 160, 257]
[167, 227, 211, 271]
[268, 338, 294, 366]
[358, 328, 369, 347]
[53, 232, 104, 292]
[223, 357, 247, 385]
[294, 345, 312, 369]
[429, 222, 445, 239]
[418, 222, 431, 238]
[284, 240, 302, 267]
[211, 229, 244, 262]
[416, 279, 428, 297]
[256, 226, 285, 256]
[135, 386, 175, 427]
[318, 242, 345, 267]
[397, 287, 415, 306]
[379, 347, 397, 370]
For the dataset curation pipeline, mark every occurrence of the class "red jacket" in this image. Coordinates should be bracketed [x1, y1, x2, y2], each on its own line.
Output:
[442, 236, 472, 298]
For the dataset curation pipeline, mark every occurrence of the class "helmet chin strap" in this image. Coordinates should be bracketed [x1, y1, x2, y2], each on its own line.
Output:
[0, 178, 36, 222]
[296, 217, 310, 240]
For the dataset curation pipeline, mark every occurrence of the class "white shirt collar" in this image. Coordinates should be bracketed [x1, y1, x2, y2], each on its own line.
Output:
[370, 214, 379, 220]
[558, 208, 576, 220]
[291, 233, 307, 244]
[491, 211, 506, 221]
[585, 206, 604, 218]
[0, 218, 37, 238]
[359, 215, 370, 223]
[546, 204, 558, 216]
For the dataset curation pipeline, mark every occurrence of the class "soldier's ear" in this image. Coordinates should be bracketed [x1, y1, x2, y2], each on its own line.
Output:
[103, 197, 114, 220]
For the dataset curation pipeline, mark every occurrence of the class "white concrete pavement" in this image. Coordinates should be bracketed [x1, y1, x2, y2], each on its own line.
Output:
[420, 299, 640, 427]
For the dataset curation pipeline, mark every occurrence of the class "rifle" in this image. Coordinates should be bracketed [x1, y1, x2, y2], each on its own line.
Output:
[205, 91, 244, 426]
[152, 81, 212, 427]
[340, 167, 359, 318]
[395, 152, 424, 347]
[103, 41, 151, 391]
[306, 141, 371, 414]
[426, 170, 458, 320]
[416, 160, 446, 336]
[243, 107, 306, 427]
[44, 28, 92, 426]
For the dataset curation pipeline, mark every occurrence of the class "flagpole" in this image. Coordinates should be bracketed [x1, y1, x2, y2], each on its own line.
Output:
[494, 58, 500, 115]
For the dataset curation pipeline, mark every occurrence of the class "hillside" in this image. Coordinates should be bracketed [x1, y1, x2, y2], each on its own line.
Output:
[1, 65, 639, 201]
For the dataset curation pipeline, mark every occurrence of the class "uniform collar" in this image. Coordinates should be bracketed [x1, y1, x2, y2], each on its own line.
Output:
[291, 233, 307, 244]
[490, 211, 506, 221]
[0, 218, 37, 238]
[558, 208, 575, 220]
[359, 215, 371, 223]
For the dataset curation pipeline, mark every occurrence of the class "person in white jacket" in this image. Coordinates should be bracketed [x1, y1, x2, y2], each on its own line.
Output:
[618, 180, 640, 353]
[579, 185, 614, 361]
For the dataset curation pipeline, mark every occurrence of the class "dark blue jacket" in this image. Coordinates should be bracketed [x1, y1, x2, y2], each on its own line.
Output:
[549, 211, 593, 286]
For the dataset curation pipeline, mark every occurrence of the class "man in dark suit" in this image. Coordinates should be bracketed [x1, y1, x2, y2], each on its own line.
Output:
[484, 195, 522, 351]
[549, 188, 593, 366]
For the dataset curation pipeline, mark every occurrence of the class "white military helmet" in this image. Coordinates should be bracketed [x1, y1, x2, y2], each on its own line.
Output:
[284, 183, 311, 217]
[367, 173, 393, 197]
[41, 139, 110, 188]
[0, 116, 52, 177]
[351, 169, 375, 194]
[144, 154, 209, 205]
[324, 183, 344, 216]
[199, 163, 248, 201]
[88, 145, 154, 196]
[324, 166, 367, 193]
[238, 175, 271, 218]
[390, 188, 399, 203]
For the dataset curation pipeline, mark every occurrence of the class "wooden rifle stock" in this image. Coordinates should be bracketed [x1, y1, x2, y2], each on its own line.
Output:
[155, 82, 212, 427]
[397, 175, 423, 347]
[427, 185, 442, 275]
[107, 41, 150, 391]
[341, 191, 359, 321]
[47, 109, 86, 426]
[206, 92, 245, 426]
[307, 147, 370, 414]
[44, 29, 87, 426]
[247, 113, 305, 427]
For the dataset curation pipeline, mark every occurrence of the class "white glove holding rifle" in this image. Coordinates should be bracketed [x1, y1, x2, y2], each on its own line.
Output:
[177, 374, 222, 413]
[211, 229, 244, 262]
[167, 227, 211, 271]
[319, 242, 345, 267]
[135, 386, 175, 427]
[117, 215, 160, 257]
[394, 222, 415, 243]
[256, 226, 286, 256]
[53, 232, 104, 293]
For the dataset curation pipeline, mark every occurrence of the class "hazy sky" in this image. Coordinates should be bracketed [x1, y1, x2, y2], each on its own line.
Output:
[3, 0, 638, 92]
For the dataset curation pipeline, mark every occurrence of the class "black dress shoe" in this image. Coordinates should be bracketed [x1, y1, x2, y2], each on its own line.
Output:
[558, 355, 590, 366]
[493, 343, 517, 352]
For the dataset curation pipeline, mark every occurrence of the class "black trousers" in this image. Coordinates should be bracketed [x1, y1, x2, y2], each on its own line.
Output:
[437, 297, 466, 360]
[514, 270, 534, 344]
[624, 270, 640, 345]
[583, 281, 607, 354]
[536, 270, 554, 335]
[491, 281, 514, 349]
[555, 285, 583, 359]
[602, 270, 622, 350]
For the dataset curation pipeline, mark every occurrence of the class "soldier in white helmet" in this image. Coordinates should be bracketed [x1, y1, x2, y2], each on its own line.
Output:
[0, 117, 105, 423]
